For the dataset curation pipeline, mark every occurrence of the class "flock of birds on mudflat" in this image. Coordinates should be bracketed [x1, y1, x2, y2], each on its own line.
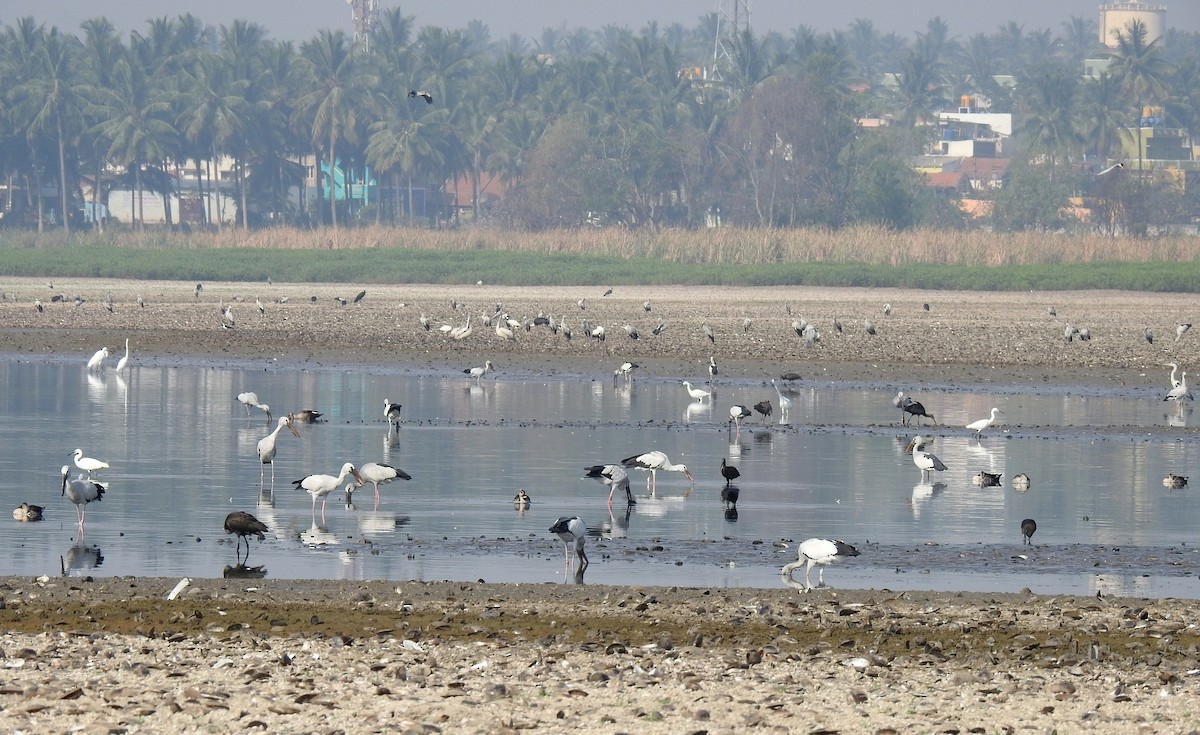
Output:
[17, 285, 1199, 591]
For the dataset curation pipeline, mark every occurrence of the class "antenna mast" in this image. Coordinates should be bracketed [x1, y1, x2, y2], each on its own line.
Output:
[347, 0, 378, 52]
[713, 0, 751, 80]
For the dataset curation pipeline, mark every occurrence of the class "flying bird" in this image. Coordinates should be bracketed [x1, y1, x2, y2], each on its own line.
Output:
[409, 89, 433, 103]
[781, 538, 860, 592]
[1095, 162, 1124, 177]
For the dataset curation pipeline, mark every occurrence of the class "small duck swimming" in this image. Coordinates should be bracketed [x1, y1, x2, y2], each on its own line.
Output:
[513, 489, 531, 508]
[12, 502, 44, 522]
[1164, 473, 1188, 489]
[972, 471, 1002, 487]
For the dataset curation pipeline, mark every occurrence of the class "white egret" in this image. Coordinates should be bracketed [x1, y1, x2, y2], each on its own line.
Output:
[772, 379, 793, 421]
[61, 465, 105, 526]
[966, 407, 1002, 438]
[86, 347, 109, 371]
[550, 516, 588, 567]
[114, 338, 130, 373]
[781, 538, 860, 592]
[1165, 371, 1193, 404]
[1166, 362, 1182, 389]
[71, 448, 108, 476]
[682, 380, 711, 403]
[621, 451, 694, 491]
[292, 463, 365, 516]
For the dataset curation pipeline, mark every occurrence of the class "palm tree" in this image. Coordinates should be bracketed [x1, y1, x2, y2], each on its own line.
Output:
[1107, 19, 1171, 173]
[1018, 62, 1082, 174]
[9, 26, 88, 232]
[293, 29, 378, 228]
[78, 17, 126, 232]
[1078, 72, 1128, 163]
[175, 50, 246, 230]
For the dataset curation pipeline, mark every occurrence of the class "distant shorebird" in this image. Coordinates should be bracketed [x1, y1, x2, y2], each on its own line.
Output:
[966, 407, 1002, 439]
[465, 360, 495, 382]
[781, 538, 860, 592]
[1021, 518, 1037, 545]
[682, 381, 711, 403]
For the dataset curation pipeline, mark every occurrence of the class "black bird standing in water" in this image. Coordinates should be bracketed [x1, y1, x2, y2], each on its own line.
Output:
[225, 511, 269, 559]
[720, 458, 741, 487]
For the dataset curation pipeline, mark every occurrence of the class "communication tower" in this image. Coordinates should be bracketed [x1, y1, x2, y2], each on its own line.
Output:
[347, 0, 378, 52]
[712, 0, 751, 80]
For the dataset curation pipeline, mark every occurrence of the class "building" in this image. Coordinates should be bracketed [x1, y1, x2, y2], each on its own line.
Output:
[1099, 1, 1166, 48]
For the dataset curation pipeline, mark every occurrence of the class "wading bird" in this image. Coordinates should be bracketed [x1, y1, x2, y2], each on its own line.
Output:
[354, 462, 412, 506]
[753, 400, 773, 423]
[224, 511, 269, 559]
[550, 516, 588, 567]
[465, 360, 495, 382]
[614, 362, 639, 381]
[293, 463, 364, 517]
[237, 392, 272, 421]
[384, 399, 402, 430]
[1021, 518, 1037, 545]
[901, 396, 936, 427]
[910, 436, 947, 476]
[720, 458, 740, 487]
[86, 347, 109, 371]
[708, 356, 718, 383]
[257, 416, 301, 485]
[966, 407, 1003, 439]
[584, 464, 635, 507]
[682, 380, 711, 403]
[772, 379, 792, 421]
[115, 339, 130, 373]
[72, 448, 108, 477]
[781, 538, 860, 592]
[61, 465, 105, 527]
[1165, 371, 1193, 404]
[622, 451, 694, 491]
[728, 404, 753, 432]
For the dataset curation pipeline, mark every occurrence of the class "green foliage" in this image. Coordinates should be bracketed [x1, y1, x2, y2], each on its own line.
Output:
[4, 243, 1200, 293]
[991, 159, 1074, 232]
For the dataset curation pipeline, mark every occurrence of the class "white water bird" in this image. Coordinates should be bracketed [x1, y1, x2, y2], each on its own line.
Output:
[549, 516, 588, 567]
[1166, 362, 1182, 389]
[72, 448, 109, 476]
[584, 464, 635, 507]
[682, 380, 711, 403]
[1178, 323, 1191, 342]
[292, 462, 365, 516]
[465, 360, 495, 382]
[772, 379, 793, 421]
[614, 362, 639, 381]
[910, 436, 948, 475]
[61, 465, 105, 526]
[781, 538, 860, 592]
[355, 462, 412, 505]
[728, 404, 753, 431]
[384, 399, 402, 429]
[449, 314, 473, 340]
[622, 451, 694, 491]
[257, 416, 300, 484]
[1165, 371, 1194, 404]
[237, 392, 272, 420]
[114, 339, 130, 373]
[966, 407, 1003, 438]
[86, 347, 109, 371]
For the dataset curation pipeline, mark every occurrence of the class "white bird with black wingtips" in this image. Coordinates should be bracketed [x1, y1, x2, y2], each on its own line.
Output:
[354, 462, 412, 506]
[293, 463, 365, 516]
[384, 399, 402, 430]
[61, 465, 105, 527]
[465, 360, 494, 382]
[728, 404, 753, 432]
[621, 451, 694, 491]
[781, 538, 860, 592]
[550, 516, 588, 567]
[584, 464, 635, 507]
[909, 435, 948, 476]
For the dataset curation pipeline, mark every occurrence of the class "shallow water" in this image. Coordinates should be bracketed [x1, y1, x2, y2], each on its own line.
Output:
[3, 355, 1198, 598]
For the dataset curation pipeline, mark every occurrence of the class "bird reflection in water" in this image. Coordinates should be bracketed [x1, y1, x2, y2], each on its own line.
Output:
[223, 563, 267, 579]
[910, 481, 946, 518]
[61, 542, 103, 576]
[721, 485, 740, 521]
[301, 519, 337, 546]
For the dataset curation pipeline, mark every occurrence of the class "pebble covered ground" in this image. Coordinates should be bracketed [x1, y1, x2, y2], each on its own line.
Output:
[2, 277, 1200, 732]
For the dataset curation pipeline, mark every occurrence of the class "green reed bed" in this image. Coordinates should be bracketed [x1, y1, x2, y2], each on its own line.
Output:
[2, 226, 1200, 291]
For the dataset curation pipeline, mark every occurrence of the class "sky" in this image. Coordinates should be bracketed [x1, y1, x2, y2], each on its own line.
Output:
[7, 1, 1200, 44]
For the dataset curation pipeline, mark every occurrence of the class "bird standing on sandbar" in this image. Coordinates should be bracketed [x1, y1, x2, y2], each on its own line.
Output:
[781, 538, 860, 592]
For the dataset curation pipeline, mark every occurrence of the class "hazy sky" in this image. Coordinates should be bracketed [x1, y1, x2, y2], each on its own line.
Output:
[8, 1, 1200, 43]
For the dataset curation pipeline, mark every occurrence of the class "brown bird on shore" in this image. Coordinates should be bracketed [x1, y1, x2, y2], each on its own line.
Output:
[753, 400, 773, 423]
[224, 511, 269, 558]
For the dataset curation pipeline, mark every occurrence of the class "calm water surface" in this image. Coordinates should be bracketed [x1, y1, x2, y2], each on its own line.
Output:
[2, 355, 1199, 598]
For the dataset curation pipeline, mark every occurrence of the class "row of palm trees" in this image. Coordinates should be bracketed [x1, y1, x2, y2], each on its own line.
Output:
[0, 11, 1197, 233]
